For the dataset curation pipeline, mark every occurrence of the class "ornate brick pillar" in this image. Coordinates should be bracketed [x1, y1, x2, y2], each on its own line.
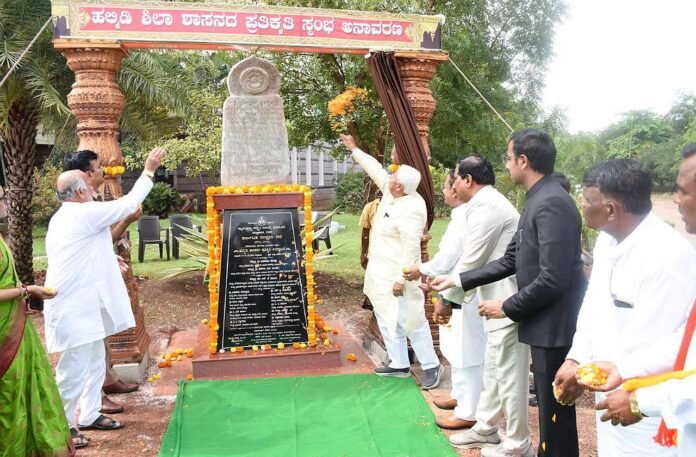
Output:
[395, 51, 448, 342]
[56, 41, 149, 364]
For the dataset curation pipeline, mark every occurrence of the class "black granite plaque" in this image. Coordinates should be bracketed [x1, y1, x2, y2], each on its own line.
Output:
[216, 209, 308, 349]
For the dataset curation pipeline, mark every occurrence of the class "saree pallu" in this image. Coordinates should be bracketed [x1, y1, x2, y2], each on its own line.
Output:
[0, 240, 73, 457]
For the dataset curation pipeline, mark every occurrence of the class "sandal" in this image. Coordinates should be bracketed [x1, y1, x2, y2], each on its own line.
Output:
[78, 414, 124, 431]
[70, 428, 90, 449]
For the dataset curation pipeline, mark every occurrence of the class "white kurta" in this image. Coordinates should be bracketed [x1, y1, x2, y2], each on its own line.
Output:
[567, 213, 696, 457]
[419, 204, 485, 368]
[351, 148, 427, 336]
[636, 305, 696, 457]
[451, 185, 519, 332]
[44, 175, 153, 353]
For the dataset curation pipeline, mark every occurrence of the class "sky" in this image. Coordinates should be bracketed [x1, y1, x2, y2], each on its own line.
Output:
[543, 0, 696, 133]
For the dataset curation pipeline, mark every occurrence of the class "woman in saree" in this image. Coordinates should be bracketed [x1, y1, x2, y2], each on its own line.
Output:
[0, 236, 78, 455]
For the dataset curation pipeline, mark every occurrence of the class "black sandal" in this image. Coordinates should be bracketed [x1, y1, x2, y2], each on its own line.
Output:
[70, 428, 90, 449]
[78, 414, 124, 430]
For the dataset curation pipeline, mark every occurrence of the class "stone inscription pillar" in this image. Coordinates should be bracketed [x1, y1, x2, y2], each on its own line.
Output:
[56, 41, 150, 364]
[395, 51, 448, 342]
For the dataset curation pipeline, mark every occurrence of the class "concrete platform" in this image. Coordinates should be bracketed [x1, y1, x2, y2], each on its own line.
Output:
[113, 350, 150, 384]
[153, 320, 374, 396]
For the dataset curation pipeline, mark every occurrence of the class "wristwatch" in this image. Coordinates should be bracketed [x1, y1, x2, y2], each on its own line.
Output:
[143, 170, 155, 179]
[629, 391, 647, 418]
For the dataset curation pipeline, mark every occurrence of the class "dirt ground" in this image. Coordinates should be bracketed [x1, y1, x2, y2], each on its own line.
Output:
[32, 271, 598, 456]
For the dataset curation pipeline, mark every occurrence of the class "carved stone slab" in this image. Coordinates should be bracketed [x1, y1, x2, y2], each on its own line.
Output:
[221, 56, 290, 186]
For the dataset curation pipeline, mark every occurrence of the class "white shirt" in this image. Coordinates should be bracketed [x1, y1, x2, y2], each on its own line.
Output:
[351, 148, 427, 335]
[568, 212, 696, 378]
[43, 176, 153, 353]
[419, 204, 467, 304]
[451, 185, 520, 331]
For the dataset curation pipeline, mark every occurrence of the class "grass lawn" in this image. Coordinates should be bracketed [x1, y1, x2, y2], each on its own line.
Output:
[32, 213, 449, 280]
[32, 216, 204, 279]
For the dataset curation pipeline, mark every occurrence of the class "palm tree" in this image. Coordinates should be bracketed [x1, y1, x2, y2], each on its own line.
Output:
[0, 0, 70, 283]
[0, 0, 190, 283]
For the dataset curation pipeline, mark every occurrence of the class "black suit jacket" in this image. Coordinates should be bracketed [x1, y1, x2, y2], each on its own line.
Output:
[459, 175, 587, 348]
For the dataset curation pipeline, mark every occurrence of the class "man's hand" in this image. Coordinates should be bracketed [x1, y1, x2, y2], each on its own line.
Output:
[27, 285, 57, 299]
[116, 255, 129, 273]
[553, 359, 584, 406]
[478, 299, 506, 319]
[144, 147, 165, 175]
[340, 134, 357, 151]
[360, 253, 368, 269]
[426, 275, 455, 292]
[402, 264, 422, 281]
[433, 300, 452, 325]
[125, 206, 143, 225]
[596, 389, 642, 427]
[392, 282, 404, 297]
[577, 361, 623, 392]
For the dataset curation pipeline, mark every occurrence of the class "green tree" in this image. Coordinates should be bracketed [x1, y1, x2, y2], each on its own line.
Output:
[0, 0, 71, 282]
[600, 111, 671, 159]
[0, 0, 189, 282]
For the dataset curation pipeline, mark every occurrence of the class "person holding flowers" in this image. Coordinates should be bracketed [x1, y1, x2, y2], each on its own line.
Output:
[0, 237, 73, 454]
[64, 150, 142, 415]
[553, 159, 696, 457]
[580, 146, 696, 457]
[43, 147, 164, 448]
[339, 133, 442, 390]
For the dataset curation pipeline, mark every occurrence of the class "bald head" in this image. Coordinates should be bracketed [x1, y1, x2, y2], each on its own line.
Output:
[56, 170, 91, 202]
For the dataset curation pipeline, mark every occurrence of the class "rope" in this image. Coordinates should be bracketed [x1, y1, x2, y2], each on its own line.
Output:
[0, 16, 53, 90]
[448, 56, 514, 133]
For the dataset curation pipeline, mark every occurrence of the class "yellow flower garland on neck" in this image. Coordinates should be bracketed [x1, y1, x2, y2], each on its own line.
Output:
[205, 184, 318, 353]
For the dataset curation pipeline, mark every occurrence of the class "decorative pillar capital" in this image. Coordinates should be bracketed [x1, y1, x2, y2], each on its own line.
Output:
[57, 42, 128, 197]
[394, 51, 448, 162]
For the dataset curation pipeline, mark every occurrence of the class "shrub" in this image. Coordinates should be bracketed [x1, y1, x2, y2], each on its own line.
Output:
[142, 182, 183, 218]
[430, 164, 451, 218]
[333, 171, 367, 213]
[32, 164, 62, 225]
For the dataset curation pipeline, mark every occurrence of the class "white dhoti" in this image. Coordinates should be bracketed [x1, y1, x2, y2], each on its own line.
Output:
[473, 323, 532, 452]
[375, 296, 439, 370]
[596, 392, 677, 457]
[439, 297, 486, 421]
[56, 339, 105, 428]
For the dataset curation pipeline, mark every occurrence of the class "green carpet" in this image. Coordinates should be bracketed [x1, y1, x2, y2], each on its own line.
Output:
[159, 374, 458, 457]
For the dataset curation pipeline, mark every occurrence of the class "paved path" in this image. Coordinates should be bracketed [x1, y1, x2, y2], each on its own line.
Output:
[652, 195, 696, 246]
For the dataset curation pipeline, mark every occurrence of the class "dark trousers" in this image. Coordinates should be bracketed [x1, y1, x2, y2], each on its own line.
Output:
[530, 345, 578, 457]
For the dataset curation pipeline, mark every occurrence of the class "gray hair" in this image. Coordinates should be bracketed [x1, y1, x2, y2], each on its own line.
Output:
[395, 165, 421, 195]
[56, 174, 89, 202]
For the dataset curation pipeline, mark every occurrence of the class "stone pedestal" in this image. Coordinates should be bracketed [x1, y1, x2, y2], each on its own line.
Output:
[56, 41, 150, 364]
[192, 325, 342, 380]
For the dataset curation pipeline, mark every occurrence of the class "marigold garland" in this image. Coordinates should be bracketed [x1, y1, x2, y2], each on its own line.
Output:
[327, 86, 368, 133]
[104, 165, 126, 177]
[205, 184, 319, 353]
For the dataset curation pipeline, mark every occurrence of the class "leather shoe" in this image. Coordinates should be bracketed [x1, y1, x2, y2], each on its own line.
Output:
[100, 396, 124, 414]
[103, 380, 139, 394]
[433, 397, 457, 410]
[435, 415, 476, 430]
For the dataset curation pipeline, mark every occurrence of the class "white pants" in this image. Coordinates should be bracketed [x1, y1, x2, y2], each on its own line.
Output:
[596, 394, 677, 457]
[473, 323, 532, 452]
[451, 365, 484, 421]
[56, 339, 106, 428]
[376, 301, 439, 370]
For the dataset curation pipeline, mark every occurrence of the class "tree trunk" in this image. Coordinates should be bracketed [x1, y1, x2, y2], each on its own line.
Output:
[0, 101, 38, 284]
